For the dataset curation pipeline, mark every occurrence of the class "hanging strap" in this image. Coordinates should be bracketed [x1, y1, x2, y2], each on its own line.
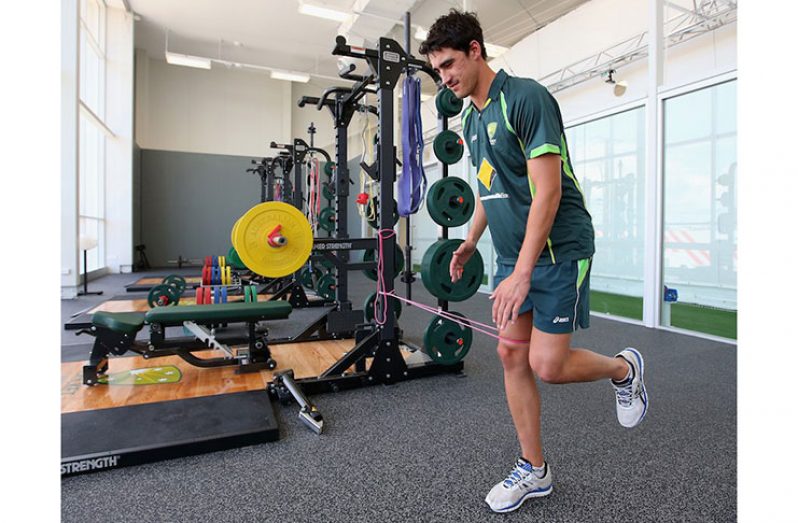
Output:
[398, 75, 426, 216]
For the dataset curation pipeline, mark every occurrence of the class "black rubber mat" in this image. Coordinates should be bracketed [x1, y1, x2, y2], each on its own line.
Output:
[61, 390, 279, 477]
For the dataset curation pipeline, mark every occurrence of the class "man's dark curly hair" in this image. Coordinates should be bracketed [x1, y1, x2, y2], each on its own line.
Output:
[418, 9, 487, 60]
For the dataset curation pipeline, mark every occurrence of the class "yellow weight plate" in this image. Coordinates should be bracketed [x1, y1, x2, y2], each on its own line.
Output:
[231, 217, 243, 251]
[220, 255, 226, 268]
[225, 266, 232, 285]
[233, 202, 313, 278]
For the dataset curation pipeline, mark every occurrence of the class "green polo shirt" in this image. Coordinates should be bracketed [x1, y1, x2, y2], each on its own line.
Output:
[461, 69, 594, 266]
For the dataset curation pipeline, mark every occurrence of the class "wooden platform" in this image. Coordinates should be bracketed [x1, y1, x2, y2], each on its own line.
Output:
[62, 339, 361, 414]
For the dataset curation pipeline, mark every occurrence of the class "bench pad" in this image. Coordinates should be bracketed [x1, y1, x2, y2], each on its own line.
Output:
[144, 301, 292, 326]
[92, 312, 147, 335]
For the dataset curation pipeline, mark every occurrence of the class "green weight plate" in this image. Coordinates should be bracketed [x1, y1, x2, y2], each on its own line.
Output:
[423, 311, 472, 365]
[363, 292, 402, 323]
[426, 177, 475, 227]
[367, 197, 399, 230]
[433, 130, 464, 165]
[322, 183, 335, 201]
[165, 283, 182, 304]
[420, 239, 484, 301]
[324, 161, 334, 177]
[318, 207, 337, 232]
[316, 274, 336, 302]
[227, 246, 247, 270]
[435, 87, 463, 118]
[319, 257, 336, 271]
[299, 266, 322, 290]
[362, 246, 405, 282]
[148, 284, 178, 308]
[163, 274, 186, 293]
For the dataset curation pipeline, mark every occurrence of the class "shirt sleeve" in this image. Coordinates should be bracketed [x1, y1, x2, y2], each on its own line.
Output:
[510, 81, 563, 160]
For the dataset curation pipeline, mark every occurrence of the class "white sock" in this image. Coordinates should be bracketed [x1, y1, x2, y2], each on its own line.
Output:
[531, 462, 547, 479]
[612, 359, 633, 385]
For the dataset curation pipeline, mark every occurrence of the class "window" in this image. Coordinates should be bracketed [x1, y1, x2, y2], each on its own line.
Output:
[662, 80, 737, 339]
[565, 107, 647, 320]
[78, 0, 107, 272]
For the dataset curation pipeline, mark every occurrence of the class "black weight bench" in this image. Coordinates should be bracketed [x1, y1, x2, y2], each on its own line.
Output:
[78, 301, 292, 385]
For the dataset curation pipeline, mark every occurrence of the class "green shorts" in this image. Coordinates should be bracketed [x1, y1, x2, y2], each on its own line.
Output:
[493, 257, 592, 334]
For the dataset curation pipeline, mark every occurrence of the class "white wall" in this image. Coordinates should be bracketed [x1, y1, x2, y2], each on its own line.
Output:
[136, 57, 293, 157]
[104, 9, 135, 273]
[418, 0, 736, 131]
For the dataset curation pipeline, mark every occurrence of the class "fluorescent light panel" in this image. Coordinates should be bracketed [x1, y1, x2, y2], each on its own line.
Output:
[298, 2, 350, 22]
[270, 70, 311, 83]
[165, 52, 211, 70]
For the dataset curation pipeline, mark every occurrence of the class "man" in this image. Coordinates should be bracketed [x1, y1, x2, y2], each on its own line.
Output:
[420, 9, 648, 514]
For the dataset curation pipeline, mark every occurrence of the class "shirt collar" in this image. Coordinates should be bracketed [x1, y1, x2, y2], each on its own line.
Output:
[487, 69, 508, 102]
[468, 69, 508, 113]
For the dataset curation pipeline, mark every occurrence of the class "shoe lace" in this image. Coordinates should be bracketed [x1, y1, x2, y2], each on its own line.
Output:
[502, 462, 531, 488]
[615, 383, 635, 408]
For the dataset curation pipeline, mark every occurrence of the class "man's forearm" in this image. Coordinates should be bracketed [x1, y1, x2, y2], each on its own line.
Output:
[466, 196, 488, 245]
[514, 191, 559, 277]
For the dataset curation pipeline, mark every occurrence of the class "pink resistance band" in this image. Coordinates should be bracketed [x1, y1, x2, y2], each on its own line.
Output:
[374, 229, 528, 346]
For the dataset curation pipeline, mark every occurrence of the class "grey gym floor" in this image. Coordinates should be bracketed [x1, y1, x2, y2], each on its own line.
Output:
[61, 268, 736, 522]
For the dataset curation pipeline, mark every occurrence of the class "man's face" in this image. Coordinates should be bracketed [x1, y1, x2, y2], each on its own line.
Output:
[428, 43, 480, 99]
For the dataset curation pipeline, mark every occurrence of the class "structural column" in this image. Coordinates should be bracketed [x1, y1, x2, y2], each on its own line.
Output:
[61, 0, 80, 297]
[642, 0, 664, 328]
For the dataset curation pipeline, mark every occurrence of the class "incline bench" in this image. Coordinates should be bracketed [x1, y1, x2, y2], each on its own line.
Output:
[78, 301, 293, 385]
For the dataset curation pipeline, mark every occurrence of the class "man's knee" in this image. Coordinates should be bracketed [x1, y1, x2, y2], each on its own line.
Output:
[496, 341, 529, 371]
[529, 354, 567, 383]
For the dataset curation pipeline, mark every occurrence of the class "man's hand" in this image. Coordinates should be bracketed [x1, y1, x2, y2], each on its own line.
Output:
[490, 271, 531, 331]
[450, 240, 477, 283]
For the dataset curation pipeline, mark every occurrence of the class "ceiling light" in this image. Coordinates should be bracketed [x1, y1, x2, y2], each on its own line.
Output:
[270, 70, 311, 83]
[603, 69, 628, 97]
[415, 26, 428, 40]
[165, 52, 211, 70]
[298, 2, 350, 22]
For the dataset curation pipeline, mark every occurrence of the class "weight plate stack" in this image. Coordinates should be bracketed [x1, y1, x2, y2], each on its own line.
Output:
[232, 202, 313, 278]
[420, 239, 484, 301]
[227, 246, 247, 271]
[426, 177, 475, 227]
[435, 87, 464, 118]
[299, 266, 322, 290]
[316, 274, 337, 302]
[433, 130, 464, 165]
[423, 311, 473, 365]
[318, 207, 337, 233]
[147, 284, 180, 308]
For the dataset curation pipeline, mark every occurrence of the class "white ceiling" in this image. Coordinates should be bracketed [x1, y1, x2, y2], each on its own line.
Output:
[131, 0, 590, 82]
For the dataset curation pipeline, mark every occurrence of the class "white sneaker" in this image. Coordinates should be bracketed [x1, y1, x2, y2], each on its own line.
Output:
[612, 347, 648, 428]
[484, 459, 553, 513]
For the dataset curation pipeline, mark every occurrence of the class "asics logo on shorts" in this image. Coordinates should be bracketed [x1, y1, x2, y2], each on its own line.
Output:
[552, 316, 570, 324]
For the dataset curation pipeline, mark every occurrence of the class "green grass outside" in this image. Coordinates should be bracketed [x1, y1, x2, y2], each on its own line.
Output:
[589, 291, 737, 339]
[409, 266, 736, 339]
